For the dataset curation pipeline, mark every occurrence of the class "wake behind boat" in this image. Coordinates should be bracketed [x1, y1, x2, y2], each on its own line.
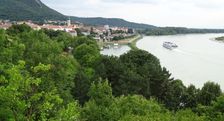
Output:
[163, 41, 178, 50]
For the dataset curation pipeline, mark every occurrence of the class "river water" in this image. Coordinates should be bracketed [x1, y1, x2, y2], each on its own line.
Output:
[101, 34, 224, 89]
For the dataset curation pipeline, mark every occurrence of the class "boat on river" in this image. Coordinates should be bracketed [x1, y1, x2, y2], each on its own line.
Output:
[163, 42, 178, 49]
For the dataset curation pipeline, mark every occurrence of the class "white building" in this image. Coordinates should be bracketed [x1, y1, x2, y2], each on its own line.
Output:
[104, 25, 110, 30]
[67, 17, 71, 26]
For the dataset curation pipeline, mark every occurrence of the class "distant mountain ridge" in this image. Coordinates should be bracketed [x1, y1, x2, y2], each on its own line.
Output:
[0, 0, 223, 31]
[0, 0, 156, 29]
[70, 17, 156, 29]
[0, 0, 66, 21]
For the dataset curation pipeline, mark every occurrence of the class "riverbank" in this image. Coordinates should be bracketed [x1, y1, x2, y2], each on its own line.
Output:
[101, 34, 142, 50]
[215, 36, 224, 42]
[127, 34, 143, 50]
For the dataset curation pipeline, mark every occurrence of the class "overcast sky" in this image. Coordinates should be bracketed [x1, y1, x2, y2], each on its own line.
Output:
[42, 0, 224, 28]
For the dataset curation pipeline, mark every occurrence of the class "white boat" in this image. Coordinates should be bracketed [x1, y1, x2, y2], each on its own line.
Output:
[114, 43, 119, 46]
[163, 42, 178, 49]
[113, 43, 119, 49]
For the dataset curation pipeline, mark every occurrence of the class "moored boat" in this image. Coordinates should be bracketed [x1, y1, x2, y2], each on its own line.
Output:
[114, 43, 119, 46]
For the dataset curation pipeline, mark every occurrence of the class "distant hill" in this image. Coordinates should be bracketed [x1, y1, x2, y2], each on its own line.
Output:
[0, 0, 156, 29]
[0, 0, 66, 21]
[1, 0, 223, 32]
[70, 17, 156, 29]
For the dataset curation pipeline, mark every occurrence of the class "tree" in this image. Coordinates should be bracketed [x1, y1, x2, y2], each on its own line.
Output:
[119, 50, 173, 100]
[0, 29, 25, 65]
[81, 80, 120, 121]
[212, 95, 224, 113]
[20, 30, 62, 66]
[0, 61, 63, 120]
[116, 95, 172, 121]
[72, 36, 97, 48]
[49, 53, 79, 103]
[51, 102, 80, 121]
[75, 28, 83, 36]
[73, 43, 100, 67]
[198, 82, 222, 106]
[184, 84, 199, 108]
[7, 24, 32, 35]
[174, 109, 206, 121]
[72, 68, 92, 105]
[164, 80, 187, 110]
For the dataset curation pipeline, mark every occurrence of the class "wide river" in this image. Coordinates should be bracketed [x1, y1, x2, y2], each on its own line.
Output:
[101, 34, 224, 89]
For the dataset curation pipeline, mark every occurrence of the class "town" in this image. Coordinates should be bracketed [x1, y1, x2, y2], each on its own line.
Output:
[0, 18, 138, 49]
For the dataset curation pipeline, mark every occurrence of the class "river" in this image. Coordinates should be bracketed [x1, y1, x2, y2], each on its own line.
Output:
[101, 34, 224, 89]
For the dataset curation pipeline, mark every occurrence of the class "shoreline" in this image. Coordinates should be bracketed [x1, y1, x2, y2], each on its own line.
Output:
[128, 34, 143, 50]
[214, 36, 224, 42]
[209, 36, 224, 43]
[102, 34, 143, 50]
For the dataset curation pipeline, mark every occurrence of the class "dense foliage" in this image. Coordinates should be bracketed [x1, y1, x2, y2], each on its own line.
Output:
[0, 25, 223, 120]
[140, 27, 224, 35]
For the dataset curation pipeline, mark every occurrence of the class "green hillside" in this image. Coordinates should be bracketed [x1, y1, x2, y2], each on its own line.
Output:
[0, 0, 156, 29]
[0, 0, 66, 21]
[71, 17, 156, 29]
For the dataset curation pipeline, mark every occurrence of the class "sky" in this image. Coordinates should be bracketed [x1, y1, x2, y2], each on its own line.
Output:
[42, 0, 224, 28]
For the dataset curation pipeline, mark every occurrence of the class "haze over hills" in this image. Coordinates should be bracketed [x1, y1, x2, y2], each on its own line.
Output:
[0, 0, 156, 29]
[0, 0, 224, 32]
[70, 17, 156, 29]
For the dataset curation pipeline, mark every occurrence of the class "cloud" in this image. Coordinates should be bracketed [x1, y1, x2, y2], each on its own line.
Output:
[41, 0, 224, 28]
[102, 0, 158, 4]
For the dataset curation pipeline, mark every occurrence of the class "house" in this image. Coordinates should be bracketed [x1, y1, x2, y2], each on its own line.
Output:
[0, 23, 12, 30]
[42, 24, 64, 31]
[68, 30, 77, 37]
[17, 21, 41, 30]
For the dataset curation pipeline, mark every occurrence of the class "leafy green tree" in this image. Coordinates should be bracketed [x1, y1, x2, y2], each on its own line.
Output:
[72, 68, 92, 105]
[75, 28, 83, 36]
[184, 84, 199, 108]
[73, 43, 100, 67]
[119, 114, 172, 121]
[119, 50, 173, 100]
[164, 80, 187, 110]
[116, 95, 172, 121]
[19, 30, 62, 66]
[0, 61, 63, 120]
[198, 82, 222, 106]
[42, 29, 64, 39]
[82, 80, 119, 121]
[0, 29, 25, 64]
[212, 95, 224, 113]
[49, 53, 79, 103]
[174, 109, 206, 121]
[95, 55, 134, 96]
[7, 24, 32, 36]
[72, 36, 97, 48]
[50, 102, 81, 121]
[116, 95, 164, 116]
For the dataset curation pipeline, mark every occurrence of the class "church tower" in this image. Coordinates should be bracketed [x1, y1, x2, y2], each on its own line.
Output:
[67, 17, 71, 26]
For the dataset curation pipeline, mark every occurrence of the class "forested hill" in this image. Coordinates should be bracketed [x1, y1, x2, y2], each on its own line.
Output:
[141, 27, 224, 35]
[0, 0, 156, 29]
[70, 17, 156, 29]
[0, 0, 66, 21]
